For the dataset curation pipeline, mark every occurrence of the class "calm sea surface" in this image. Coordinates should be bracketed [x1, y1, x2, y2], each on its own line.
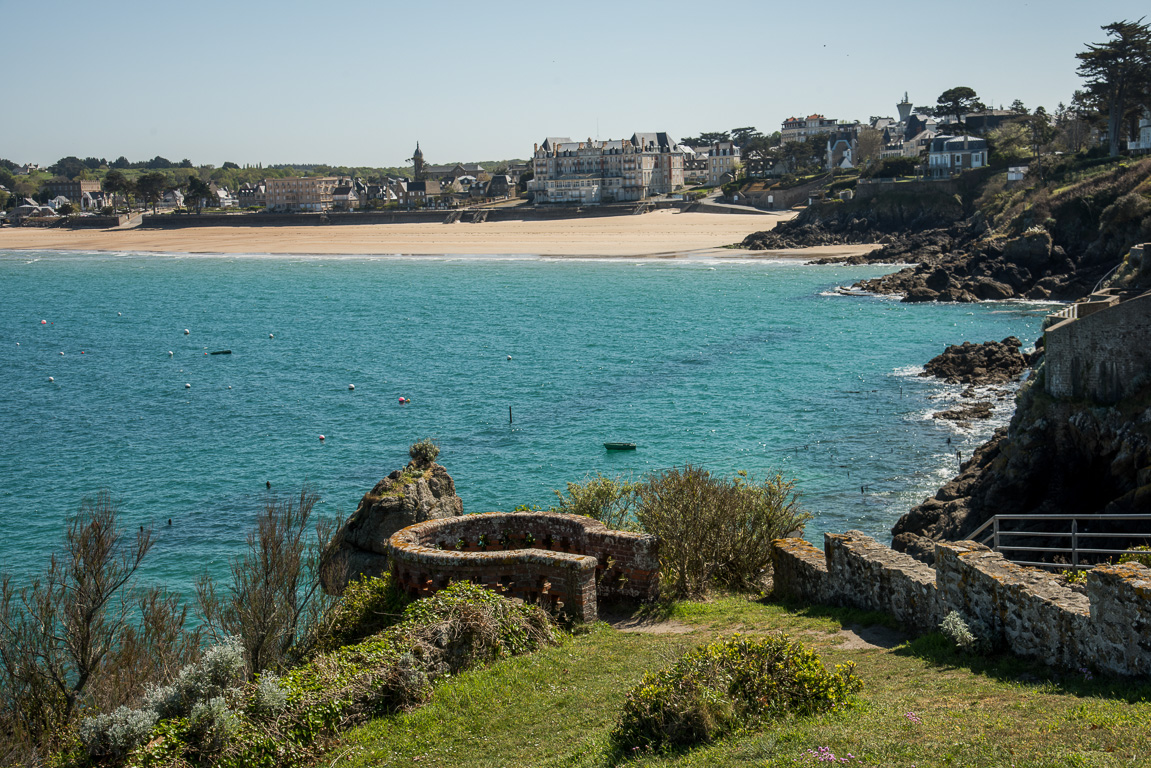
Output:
[0, 250, 1056, 593]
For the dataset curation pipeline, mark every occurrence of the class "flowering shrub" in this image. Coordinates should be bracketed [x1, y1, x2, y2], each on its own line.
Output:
[611, 633, 861, 751]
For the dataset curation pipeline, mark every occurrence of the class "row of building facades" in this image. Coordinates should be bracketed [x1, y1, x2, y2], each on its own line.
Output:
[12, 97, 1151, 215]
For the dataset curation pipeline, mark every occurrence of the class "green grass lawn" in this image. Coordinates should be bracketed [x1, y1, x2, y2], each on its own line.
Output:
[331, 595, 1151, 768]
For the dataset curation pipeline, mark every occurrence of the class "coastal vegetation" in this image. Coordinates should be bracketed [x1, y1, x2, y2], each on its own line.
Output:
[553, 466, 809, 598]
[1, 455, 1149, 767]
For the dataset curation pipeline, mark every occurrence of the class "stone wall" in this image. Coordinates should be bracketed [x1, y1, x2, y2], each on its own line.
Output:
[388, 512, 659, 623]
[853, 179, 957, 200]
[1045, 289, 1151, 403]
[772, 531, 1151, 677]
[137, 203, 668, 229]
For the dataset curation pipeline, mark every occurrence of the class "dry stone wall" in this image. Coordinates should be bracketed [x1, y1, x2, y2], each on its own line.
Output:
[771, 531, 1151, 677]
[388, 512, 659, 623]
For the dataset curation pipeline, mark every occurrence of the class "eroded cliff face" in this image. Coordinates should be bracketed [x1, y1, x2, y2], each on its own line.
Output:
[320, 460, 463, 594]
[739, 157, 1151, 304]
[892, 379, 1151, 564]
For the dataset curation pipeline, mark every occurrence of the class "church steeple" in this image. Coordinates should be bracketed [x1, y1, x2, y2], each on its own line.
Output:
[411, 142, 425, 181]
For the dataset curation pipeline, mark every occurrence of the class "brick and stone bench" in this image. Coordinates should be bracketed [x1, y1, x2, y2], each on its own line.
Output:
[387, 512, 659, 623]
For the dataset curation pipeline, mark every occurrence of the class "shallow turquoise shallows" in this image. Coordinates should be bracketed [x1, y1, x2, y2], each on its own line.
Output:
[0, 251, 1055, 593]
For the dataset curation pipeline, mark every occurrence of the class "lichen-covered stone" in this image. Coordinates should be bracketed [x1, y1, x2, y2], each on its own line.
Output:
[320, 461, 463, 594]
[826, 531, 940, 634]
[769, 534, 1151, 678]
[387, 512, 659, 623]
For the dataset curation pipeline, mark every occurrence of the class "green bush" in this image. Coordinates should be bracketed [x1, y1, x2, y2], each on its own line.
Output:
[130, 582, 558, 767]
[79, 637, 246, 762]
[408, 438, 440, 466]
[939, 611, 991, 654]
[862, 156, 919, 179]
[1119, 545, 1151, 568]
[612, 634, 861, 751]
[636, 467, 810, 598]
[312, 574, 409, 653]
[552, 472, 639, 530]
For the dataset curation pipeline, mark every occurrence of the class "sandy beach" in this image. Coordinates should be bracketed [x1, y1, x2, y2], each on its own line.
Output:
[0, 209, 879, 259]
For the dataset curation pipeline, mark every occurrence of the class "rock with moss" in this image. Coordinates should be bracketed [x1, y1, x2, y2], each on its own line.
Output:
[320, 454, 463, 594]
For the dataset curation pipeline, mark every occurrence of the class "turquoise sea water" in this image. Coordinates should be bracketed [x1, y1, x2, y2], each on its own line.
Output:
[0, 251, 1056, 593]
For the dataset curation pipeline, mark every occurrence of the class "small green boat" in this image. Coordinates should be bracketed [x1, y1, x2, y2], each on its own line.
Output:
[604, 442, 637, 451]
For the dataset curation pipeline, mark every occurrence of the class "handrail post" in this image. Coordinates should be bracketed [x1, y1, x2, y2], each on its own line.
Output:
[1072, 519, 1078, 569]
[993, 516, 999, 552]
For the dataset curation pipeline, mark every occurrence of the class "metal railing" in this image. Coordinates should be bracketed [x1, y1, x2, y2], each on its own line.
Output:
[966, 514, 1151, 570]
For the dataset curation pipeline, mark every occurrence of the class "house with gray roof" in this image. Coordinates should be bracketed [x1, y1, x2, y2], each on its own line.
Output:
[927, 135, 987, 178]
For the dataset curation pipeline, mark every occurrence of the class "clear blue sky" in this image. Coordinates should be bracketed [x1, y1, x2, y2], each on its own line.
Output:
[2, 0, 1146, 168]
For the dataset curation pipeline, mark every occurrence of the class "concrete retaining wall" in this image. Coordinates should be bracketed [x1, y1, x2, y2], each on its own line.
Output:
[772, 531, 1151, 677]
[388, 512, 659, 623]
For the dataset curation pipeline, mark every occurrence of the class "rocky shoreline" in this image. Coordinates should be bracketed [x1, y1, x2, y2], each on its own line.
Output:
[740, 158, 1151, 304]
[893, 356, 1151, 566]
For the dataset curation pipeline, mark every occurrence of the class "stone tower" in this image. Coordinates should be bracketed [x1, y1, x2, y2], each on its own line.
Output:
[897, 92, 913, 123]
[411, 142, 425, 181]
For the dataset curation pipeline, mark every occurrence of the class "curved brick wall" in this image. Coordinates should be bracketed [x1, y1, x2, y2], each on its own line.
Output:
[387, 512, 659, 623]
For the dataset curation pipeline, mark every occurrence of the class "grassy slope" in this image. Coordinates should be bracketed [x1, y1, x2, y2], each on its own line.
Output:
[331, 596, 1151, 768]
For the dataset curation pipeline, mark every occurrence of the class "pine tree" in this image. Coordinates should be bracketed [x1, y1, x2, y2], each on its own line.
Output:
[1076, 18, 1151, 156]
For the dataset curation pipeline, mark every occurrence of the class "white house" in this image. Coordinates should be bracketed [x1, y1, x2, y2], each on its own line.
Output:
[1129, 109, 1151, 153]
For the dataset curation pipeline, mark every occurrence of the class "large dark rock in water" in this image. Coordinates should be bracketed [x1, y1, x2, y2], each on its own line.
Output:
[320, 460, 463, 594]
[921, 337, 1027, 386]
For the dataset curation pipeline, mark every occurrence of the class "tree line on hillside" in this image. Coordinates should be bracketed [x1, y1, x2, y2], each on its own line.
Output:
[0, 154, 529, 213]
[680, 18, 1151, 180]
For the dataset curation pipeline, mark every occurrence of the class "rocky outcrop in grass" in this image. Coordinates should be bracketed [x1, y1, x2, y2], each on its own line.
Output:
[321, 452, 463, 594]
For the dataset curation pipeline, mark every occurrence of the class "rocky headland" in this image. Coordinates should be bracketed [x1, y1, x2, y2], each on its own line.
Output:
[320, 456, 463, 594]
[740, 157, 1151, 304]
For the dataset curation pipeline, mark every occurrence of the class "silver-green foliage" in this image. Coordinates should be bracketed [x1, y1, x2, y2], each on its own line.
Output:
[78, 705, 159, 760]
[249, 672, 288, 719]
[940, 611, 991, 654]
[409, 438, 441, 465]
[145, 635, 245, 720]
[80, 637, 245, 760]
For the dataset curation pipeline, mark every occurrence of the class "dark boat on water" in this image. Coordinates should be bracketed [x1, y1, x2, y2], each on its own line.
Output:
[604, 442, 636, 451]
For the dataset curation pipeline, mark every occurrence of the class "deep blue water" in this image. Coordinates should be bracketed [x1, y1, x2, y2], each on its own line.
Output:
[0, 251, 1056, 593]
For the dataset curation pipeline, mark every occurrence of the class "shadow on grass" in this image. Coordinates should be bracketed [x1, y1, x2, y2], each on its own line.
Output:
[773, 598, 901, 632]
[622, 594, 901, 632]
[895, 632, 1151, 703]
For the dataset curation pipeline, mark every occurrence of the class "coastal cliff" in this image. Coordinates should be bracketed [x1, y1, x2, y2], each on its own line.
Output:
[740, 156, 1151, 303]
[893, 293, 1151, 563]
[320, 457, 463, 594]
